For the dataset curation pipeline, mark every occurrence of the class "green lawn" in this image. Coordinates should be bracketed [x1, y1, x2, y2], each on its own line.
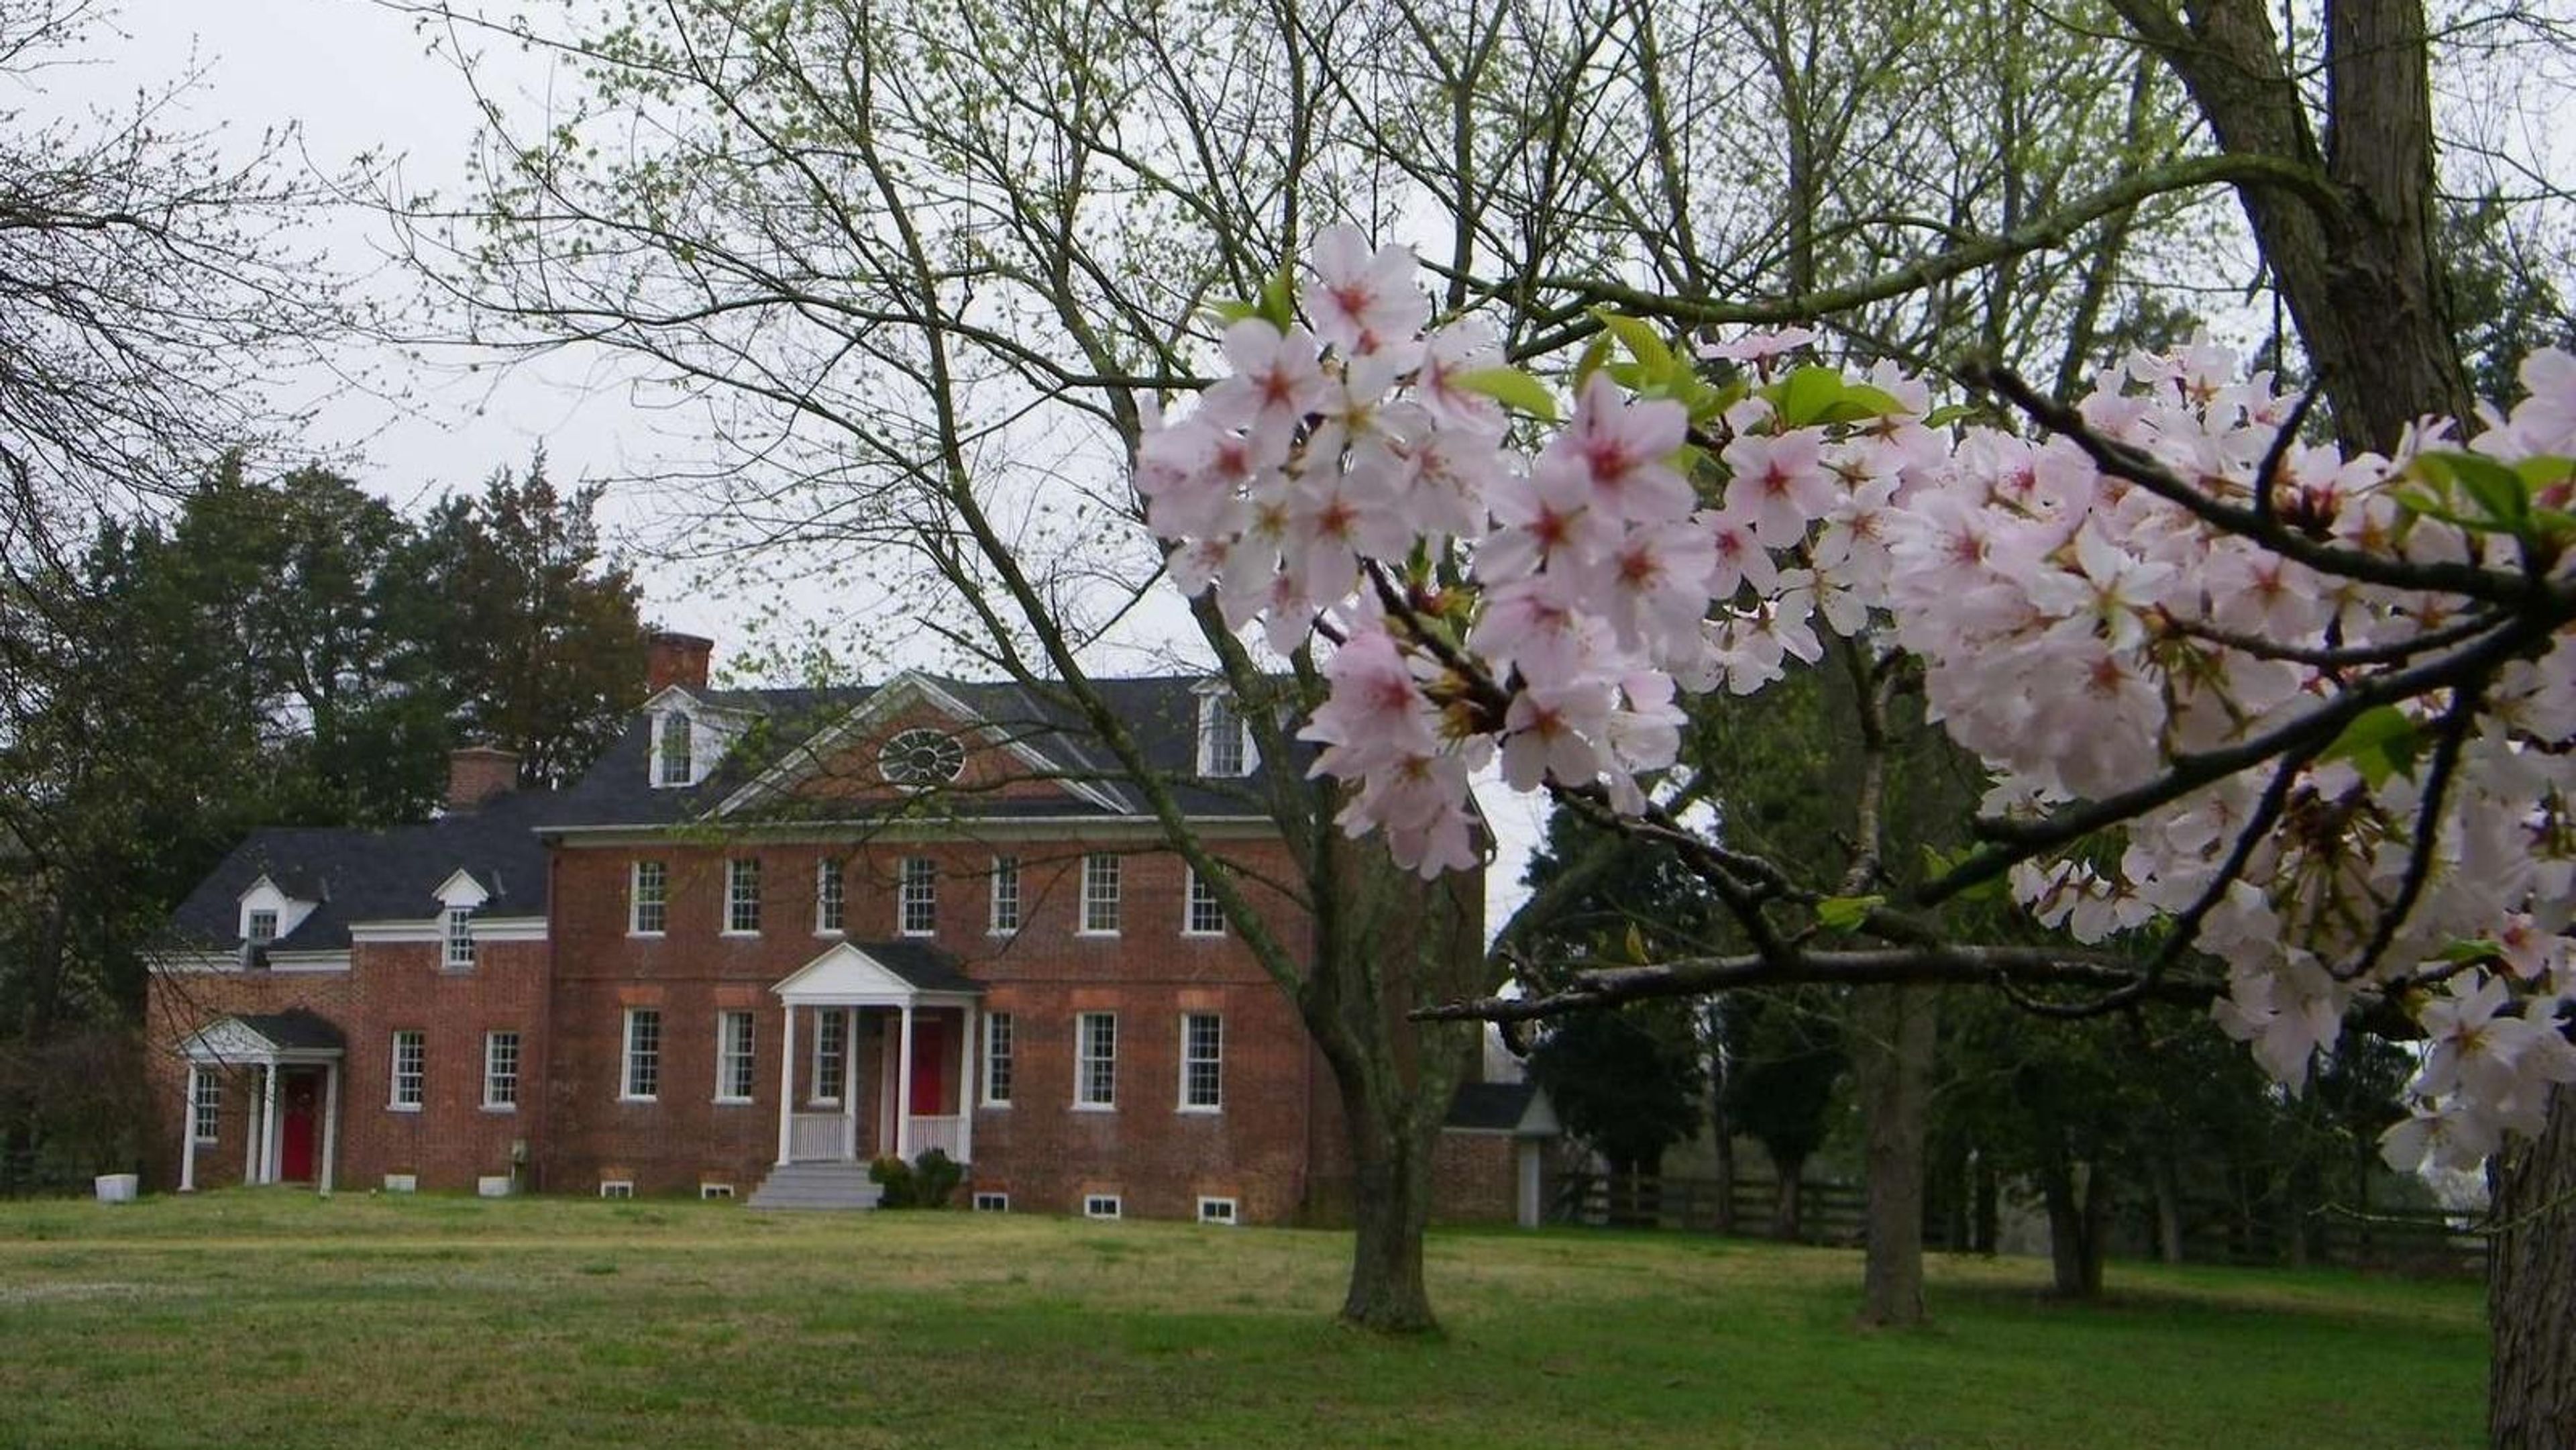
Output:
[0, 1192, 2483, 1448]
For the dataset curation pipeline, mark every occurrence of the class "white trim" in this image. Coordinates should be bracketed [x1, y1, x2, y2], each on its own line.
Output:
[987, 855, 1022, 936]
[1178, 1013, 1223, 1114]
[724, 857, 762, 935]
[815, 858, 846, 936]
[897, 856, 937, 937]
[1193, 682, 1258, 778]
[482, 1030, 521, 1110]
[808, 1007, 846, 1106]
[188, 1067, 220, 1144]
[388, 1029, 426, 1110]
[1083, 1193, 1123, 1221]
[714, 1010, 757, 1104]
[431, 869, 490, 910]
[770, 941, 980, 1011]
[1196, 1196, 1240, 1226]
[545, 816, 1285, 845]
[1182, 867, 1227, 937]
[470, 917, 549, 943]
[621, 1007, 662, 1102]
[700, 1182, 735, 1200]
[981, 1011, 1014, 1108]
[971, 1191, 1009, 1212]
[1078, 853, 1121, 937]
[237, 876, 319, 944]
[1074, 1012, 1116, 1110]
[630, 860, 669, 936]
[598, 1179, 635, 1200]
[345, 922, 443, 944]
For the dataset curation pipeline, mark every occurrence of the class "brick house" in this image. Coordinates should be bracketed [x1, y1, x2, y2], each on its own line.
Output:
[145, 635, 1556, 1223]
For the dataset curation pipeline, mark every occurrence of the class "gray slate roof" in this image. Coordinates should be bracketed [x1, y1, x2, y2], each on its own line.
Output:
[1444, 1080, 1556, 1135]
[168, 674, 1289, 953]
[234, 1009, 347, 1052]
[847, 940, 983, 995]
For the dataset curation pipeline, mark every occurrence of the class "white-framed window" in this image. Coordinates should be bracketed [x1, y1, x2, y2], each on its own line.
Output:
[599, 1179, 635, 1200]
[1180, 1013, 1223, 1112]
[483, 1031, 521, 1110]
[983, 1012, 1014, 1106]
[1197, 1196, 1240, 1226]
[657, 710, 692, 786]
[700, 1183, 735, 1200]
[622, 1008, 661, 1100]
[189, 1068, 221, 1142]
[816, 858, 845, 934]
[989, 856, 1021, 935]
[1075, 1012, 1116, 1109]
[726, 858, 761, 934]
[972, 1192, 1010, 1212]
[898, 856, 936, 935]
[1079, 853, 1121, 935]
[1185, 868, 1227, 937]
[444, 905, 477, 970]
[390, 1030, 426, 1110]
[1083, 1194, 1123, 1221]
[631, 861, 667, 935]
[715, 1011, 755, 1103]
[246, 910, 278, 945]
[1198, 692, 1250, 776]
[812, 1010, 846, 1104]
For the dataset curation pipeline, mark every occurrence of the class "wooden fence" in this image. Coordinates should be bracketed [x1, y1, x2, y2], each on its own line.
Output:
[1548, 1172, 2487, 1276]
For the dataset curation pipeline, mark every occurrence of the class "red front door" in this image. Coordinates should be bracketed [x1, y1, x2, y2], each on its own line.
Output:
[910, 1020, 945, 1115]
[279, 1071, 320, 1182]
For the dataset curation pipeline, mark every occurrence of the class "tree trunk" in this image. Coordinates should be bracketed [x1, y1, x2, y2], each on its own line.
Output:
[1772, 1157, 1807, 1241]
[2150, 1152, 2186, 1265]
[2489, 1085, 2576, 1449]
[1853, 984, 1936, 1326]
[2041, 1153, 2108, 1298]
[1336, 1070, 1441, 1333]
[1973, 1151, 1999, 1255]
[1710, 1006, 1737, 1235]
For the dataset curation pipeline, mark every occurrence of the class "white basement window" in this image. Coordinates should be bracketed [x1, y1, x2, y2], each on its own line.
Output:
[1197, 1196, 1239, 1226]
[1083, 1194, 1122, 1221]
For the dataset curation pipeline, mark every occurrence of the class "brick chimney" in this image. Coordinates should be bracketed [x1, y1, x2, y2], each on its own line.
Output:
[446, 747, 522, 813]
[647, 631, 714, 694]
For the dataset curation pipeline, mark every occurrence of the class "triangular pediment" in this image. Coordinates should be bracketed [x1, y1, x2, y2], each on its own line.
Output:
[180, 1018, 280, 1060]
[716, 671, 1126, 817]
[774, 941, 970, 1006]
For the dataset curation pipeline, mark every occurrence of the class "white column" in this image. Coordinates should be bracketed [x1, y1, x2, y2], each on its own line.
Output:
[957, 1002, 977, 1166]
[775, 1003, 797, 1167]
[839, 1008, 859, 1161]
[895, 1002, 916, 1161]
[319, 1061, 341, 1196]
[179, 1069, 201, 1193]
[244, 1068, 261, 1184]
[258, 1064, 280, 1185]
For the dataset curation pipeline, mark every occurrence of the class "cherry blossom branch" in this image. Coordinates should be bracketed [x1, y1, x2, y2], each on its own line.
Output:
[1968, 363, 2548, 608]
[2331, 680, 2485, 984]
[1414, 944, 2226, 1022]
[2154, 608, 2505, 669]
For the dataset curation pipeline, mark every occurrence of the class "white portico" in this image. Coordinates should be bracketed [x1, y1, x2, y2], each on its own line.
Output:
[770, 941, 982, 1168]
[175, 1010, 345, 1194]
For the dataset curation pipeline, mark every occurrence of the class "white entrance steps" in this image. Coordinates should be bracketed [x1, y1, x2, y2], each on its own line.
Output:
[746, 1161, 884, 1211]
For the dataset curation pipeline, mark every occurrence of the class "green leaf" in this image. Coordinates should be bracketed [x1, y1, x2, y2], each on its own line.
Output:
[1592, 309, 1680, 382]
[1256, 262, 1297, 332]
[1450, 366, 1560, 423]
[1923, 403, 1976, 429]
[2320, 704, 2421, 788]
[1767, 365, 1848, 429]
[2434, 937, 2504, 966]
[2416, 452, 2531, 529]
[1815, 894, 1884, 932]
[1208, 299, 1261, 325]
[1573, 331, 1615, 390]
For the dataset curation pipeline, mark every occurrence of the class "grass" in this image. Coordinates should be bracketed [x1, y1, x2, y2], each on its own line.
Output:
[0, 1191, 2483, 1448]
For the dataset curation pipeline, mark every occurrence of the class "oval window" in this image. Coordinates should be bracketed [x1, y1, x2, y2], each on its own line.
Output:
[879, 728, 965, 786]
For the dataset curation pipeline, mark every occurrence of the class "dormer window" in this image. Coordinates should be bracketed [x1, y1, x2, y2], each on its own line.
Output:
[444, 906, 477, 970]
[657, 711, 694, 786]
[1197, 692, 1252, 777]
[246, 910, 278, 945]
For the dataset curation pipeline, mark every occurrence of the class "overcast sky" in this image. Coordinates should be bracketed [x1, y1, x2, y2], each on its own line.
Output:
[48, 0, 1558, 921]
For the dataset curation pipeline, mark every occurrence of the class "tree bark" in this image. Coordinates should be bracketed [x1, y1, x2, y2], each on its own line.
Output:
[1772, 1157, 1807, 1241]
[1853, 984, 1937, 1325]
[1339, 1089, 1440, 1332]
[2150, 1152, 2186, 1265]
[2489, 1086, 2576, 1449]
[2041, 1153, 2108, 1298]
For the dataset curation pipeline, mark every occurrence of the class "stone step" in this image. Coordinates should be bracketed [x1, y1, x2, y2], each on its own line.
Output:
[747, 1163, 884, 1211]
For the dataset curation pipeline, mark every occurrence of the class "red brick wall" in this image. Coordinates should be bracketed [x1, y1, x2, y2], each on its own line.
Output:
[143, 936, 548, 1193]
[1431, 1131, 1520, 1225]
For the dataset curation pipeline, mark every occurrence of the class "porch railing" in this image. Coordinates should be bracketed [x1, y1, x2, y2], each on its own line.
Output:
[907, 1114, 964, 1161]
[788, 1112, 852, 1162]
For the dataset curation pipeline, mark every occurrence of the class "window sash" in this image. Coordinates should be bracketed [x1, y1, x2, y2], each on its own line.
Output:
[191, 1069, 221, 1142]
[390, 1031, 425, 1107]
[812, 1010, 846, 1103]
[631, 861, 667, 934]
[444, 907, 476, 970]
[623, 1009, 661, 1100]
[657, 713, 692, 785]
[727, 858, 761, 933]
[983, 1013, 1014, 1106]
[989, 856, 1021, 933]
[1182, 1014, 1223, 1110]
[898, 857, 936, 935]
[1185, 870, 1227, 935]
[1080, 854, 1121, 934]
[484, 1032, 520, 1108]
[246, 910, 278, 945]
[716, 1012, 755, 1102]
[1076, 1013, 1116, 1107]
[1202, 696, 1245, 776]
[816, 860, 845, 933]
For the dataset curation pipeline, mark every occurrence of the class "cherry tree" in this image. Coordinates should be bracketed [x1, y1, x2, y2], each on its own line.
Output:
[1146, 229, 2576, 1441]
